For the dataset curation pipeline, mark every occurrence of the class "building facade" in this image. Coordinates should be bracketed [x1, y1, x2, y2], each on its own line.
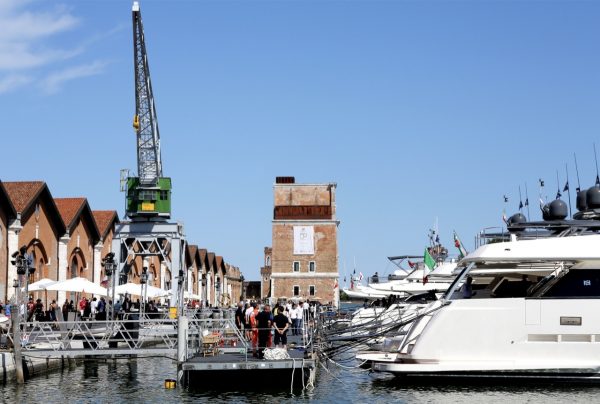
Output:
[3, 182, 66, 303]
[266, 177, 339, 306]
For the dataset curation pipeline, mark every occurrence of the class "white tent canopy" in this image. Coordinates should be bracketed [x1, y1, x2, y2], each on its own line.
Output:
[46, 277, 107, 296]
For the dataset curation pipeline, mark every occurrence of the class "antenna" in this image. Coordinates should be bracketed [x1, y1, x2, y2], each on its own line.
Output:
[565, 163, 572, 218]
[574, 153, 581, 192]
[595, 143, 600, 186]
[525, 183, 531, 220]
[556, 170, 561, 199]
[518, 186, 523, 212]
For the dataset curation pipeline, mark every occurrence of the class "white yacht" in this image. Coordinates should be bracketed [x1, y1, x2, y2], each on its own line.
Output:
[358, 230, 600, 381]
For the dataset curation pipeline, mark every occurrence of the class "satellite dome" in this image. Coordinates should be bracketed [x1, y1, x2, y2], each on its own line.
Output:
[507, 213, 527, 226]
[587, 185, 600, 209]
[576, 190, 588, 211]
[548, 199, 568, 220]
[541, 204, 551, 221]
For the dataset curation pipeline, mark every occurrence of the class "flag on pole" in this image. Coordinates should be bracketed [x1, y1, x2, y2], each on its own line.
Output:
[453, 231, 468, 259]
[408, 260, 415, 268]
[423, 248, 436, 284]
[563, 181, 569, 192]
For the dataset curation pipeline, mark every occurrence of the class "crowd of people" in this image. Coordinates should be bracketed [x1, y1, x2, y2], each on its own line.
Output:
[0, 293, 167, 327]
[234, 300, 319, 359]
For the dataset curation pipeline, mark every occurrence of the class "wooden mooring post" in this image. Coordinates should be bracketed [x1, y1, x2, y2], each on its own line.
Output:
[11, 304, 24, 384]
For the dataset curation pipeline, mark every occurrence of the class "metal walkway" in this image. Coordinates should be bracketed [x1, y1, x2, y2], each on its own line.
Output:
[8, 313, 244, 359]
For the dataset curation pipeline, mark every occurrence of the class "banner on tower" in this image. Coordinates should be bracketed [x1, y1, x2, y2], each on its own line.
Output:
[293, 226, 315, 255]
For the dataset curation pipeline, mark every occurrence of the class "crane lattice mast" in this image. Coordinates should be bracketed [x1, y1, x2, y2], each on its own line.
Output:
[126, 1, 171, 220]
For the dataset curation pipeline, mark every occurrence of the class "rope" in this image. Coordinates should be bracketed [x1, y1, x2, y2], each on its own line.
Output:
[290, 357, 295, 395]
[263, 347, 290, 360]
[319, 360, 348, 386]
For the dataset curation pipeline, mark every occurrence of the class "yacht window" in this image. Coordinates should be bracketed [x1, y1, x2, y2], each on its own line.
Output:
[539, 269, 600, 298]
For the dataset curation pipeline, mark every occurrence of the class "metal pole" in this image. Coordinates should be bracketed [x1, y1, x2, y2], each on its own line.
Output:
[177, 313, 188, 385]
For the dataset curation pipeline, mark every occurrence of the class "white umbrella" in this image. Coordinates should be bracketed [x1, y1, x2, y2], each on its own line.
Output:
[113, 282, 142, 296]
[23, 278, 57, 292]
[146, 285, 169, 298]
[183, 291, 201, 300]
[46, 277, 107, 296]
[110, 283, 169, 298]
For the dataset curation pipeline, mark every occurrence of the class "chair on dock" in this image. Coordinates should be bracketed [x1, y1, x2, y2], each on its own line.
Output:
[202, 334, 220, 357]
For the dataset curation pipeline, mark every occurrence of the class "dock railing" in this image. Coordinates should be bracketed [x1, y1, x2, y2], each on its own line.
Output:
[4, 307, 319, 362]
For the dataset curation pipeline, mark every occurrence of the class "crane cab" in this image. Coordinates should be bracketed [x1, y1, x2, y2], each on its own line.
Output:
[125, 177, 172, 219]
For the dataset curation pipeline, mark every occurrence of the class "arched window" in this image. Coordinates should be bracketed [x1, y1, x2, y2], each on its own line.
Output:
[28, 251, 36, 285]
[266, 256, 271, 267]
[70, 257, 78, 279]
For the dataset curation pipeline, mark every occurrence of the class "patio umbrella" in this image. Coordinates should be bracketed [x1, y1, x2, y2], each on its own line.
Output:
[111, 283, 169, 299]
[23, 278, 58, 309]
[46, 277, 108, 296]
[183, 291, 201, 300]
[23, 278, 57, 292]
[146, 285, 169, 298]
[113, 282, 142, 296]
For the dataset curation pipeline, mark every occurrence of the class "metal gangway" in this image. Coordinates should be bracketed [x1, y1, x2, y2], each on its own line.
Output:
[4, 310, 247, 359]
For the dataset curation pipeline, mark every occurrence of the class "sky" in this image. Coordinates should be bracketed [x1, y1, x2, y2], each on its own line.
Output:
[1, 0, 600, 284]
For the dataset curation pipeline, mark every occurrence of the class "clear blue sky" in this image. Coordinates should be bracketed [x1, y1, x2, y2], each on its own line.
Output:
[1, 0, 600, 283]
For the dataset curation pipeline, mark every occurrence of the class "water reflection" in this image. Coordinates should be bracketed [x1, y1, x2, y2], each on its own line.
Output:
[3, 356, 600, 403]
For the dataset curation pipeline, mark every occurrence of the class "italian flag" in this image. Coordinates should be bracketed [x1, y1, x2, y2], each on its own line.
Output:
[423, 248, 436, 284]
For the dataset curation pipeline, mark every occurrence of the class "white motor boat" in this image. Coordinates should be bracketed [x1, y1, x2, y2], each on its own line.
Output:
[358, 228, 600, 381]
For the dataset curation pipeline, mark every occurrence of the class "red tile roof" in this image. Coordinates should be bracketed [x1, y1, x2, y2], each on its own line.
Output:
[187, 245, 198, 262]
[3, 181, 45, 212]
[92, 210, 118, 239]
[54, 198, 86, 229]
[0, 182, 16, 218]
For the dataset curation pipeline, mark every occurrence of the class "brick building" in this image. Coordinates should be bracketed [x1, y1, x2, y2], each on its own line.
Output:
[0, 182, 17, 301]
[92, 210, 119, 286]
[54, 198, 101, 303]
[0, 180, 243, 308]
[264, 177, 339, 307]
[3, 182, 66, 302]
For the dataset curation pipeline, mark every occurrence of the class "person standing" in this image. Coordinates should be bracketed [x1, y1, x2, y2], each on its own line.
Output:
[255, 305, 272, 359]
[62, 300, 69, 321]
[249, 304, 259, 357]
[78, 296, 87, 318]
[290, 303, 298, 335]
[245, 303, 255, 341]
[273, 307, 290, 348]
[96, 297, 106, 321]
[90, 297, 98, 320]
[235, 302, 244, 332]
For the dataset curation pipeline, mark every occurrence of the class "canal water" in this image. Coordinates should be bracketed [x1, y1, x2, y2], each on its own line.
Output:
[4, 301, 600, 403]
[3, 355, 600, 403]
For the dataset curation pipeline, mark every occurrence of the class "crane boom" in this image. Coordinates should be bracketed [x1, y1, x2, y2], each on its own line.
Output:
[126, 1, 171, 220]
[132, 1, 161, 184]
